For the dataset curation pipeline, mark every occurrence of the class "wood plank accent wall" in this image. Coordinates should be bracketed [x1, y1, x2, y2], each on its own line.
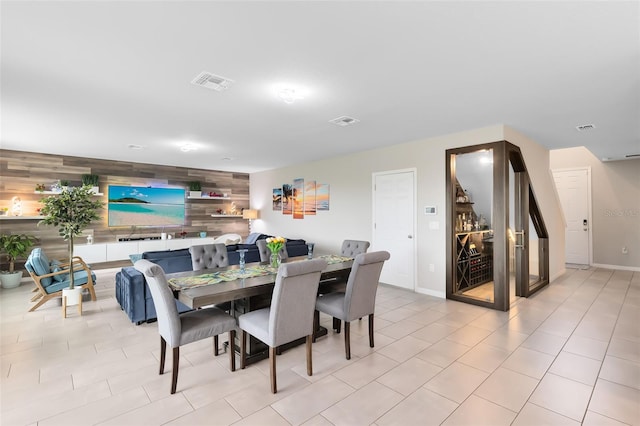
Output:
[0, 149, 250, 270]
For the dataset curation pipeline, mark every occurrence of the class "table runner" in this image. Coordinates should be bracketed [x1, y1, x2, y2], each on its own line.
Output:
[168, 254, 352, 290]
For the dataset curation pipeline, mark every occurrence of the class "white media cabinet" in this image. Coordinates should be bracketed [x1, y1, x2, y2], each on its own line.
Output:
[74, 236, 217, 264]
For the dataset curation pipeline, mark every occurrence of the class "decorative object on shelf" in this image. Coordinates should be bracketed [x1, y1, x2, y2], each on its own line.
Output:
[0, 207, 7, 216]
[229, 201, 237, 215]
[51, 180, 62, 193]
[188, 181, 202, 198]
[0, 233, 37, 288]
[11, 196, 22, 217]
[216, 208, 224, 214]
[199, 231, 207, 238]
[242, 209, 259, 232]
[86, 235, 93, 245]
[35, 183, 46, 193]
[179, 230, 188, 239]
[60, 180, 70, 191]
[266, 236, 285, 268]
[81, 174, 100, 194]
[39, 186, 103, 289]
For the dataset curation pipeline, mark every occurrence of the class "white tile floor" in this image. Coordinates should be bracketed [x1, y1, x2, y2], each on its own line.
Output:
[1, 266, 638, 425]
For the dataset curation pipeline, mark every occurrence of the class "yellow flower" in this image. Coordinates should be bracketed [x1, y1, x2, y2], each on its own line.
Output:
[266, 236, 286, 252]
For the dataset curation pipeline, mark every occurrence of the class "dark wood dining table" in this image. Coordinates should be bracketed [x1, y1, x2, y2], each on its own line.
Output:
[165, 255, 354, 364]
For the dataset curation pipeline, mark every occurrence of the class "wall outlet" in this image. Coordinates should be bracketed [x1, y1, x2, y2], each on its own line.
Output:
[622, 246, 628, 255]
[429, 263, 435, 272]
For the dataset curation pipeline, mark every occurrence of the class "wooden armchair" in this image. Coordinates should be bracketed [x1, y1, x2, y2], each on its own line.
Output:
[25, 248, 97, 312]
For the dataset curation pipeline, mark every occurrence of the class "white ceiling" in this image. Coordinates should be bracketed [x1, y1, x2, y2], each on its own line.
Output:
[2, 1, 639, 173]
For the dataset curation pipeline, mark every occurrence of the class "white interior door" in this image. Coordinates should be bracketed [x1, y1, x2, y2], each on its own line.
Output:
[553, 169, 591, 265]
[372, 169, 416, 290]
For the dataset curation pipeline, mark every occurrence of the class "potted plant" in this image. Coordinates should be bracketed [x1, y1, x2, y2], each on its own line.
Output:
[188, 181, 202, 198]
[0, 233, 37, 289]
[39, 186, 103, 303]
[35, 183, 46, 193]
[60, 180, 70, 191]
[81, 174, 100, 194]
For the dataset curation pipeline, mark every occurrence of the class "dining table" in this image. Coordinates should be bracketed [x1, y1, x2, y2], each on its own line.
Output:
[165, 254, 354, 364]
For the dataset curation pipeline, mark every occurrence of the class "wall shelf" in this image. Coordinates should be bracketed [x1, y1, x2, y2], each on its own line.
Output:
[35, 191, 104, 196]
[0, 215, 44, 220]
[188, 196, 230, 200]
[210, 214, 245, 218]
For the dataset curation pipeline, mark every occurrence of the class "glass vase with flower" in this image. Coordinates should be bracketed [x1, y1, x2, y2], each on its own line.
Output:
[265, 236, 286, 268]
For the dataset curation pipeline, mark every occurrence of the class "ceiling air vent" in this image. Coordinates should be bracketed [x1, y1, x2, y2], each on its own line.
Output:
[329, 116, 360, 127]
[625, 154, 640, 159]
[191, 71, 234, 91]
[576, 124, 595, 131]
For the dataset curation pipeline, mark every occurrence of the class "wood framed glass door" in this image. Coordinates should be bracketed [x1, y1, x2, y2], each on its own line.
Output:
[446, 141, 549, 311]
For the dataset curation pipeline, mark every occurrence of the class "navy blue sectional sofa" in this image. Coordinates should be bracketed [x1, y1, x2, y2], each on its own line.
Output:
[115, 234, 308, 324]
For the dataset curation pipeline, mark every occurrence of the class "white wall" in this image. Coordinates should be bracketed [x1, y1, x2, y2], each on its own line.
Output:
[250, 125, 566, 296]
[550, 147, 640, 270]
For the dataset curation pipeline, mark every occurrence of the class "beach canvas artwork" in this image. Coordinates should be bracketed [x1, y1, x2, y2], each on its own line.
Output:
[108, 185, 185, 227]
[293, 178, 304, 219]
[272, 187, 282, 211]
[304, 180, 316, 215]
[316, 184, 330, 211]
[282, 184, 293, 215]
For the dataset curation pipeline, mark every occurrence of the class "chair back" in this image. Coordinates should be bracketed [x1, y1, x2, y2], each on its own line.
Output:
[343, 251, 390, 322]
[256, 239, 289, 262]
[189, 243, 229, 270]
[134, 259, 181, 347]
[341, 240, 371, 257]
[25, 248, 54, 287]
[268, 258, 327, 347]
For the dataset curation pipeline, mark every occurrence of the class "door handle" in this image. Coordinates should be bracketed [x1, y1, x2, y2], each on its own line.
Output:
[583, 219, 588, 231]
[514, 230, 525, 248]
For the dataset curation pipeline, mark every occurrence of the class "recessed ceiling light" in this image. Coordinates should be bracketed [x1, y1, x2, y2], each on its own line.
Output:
[128, 144, 145, 150]
[329, 116, 360, 127]
[179, 143, 198, 152]
[222, 157, 233, 161]
[278, 88, 304, 104]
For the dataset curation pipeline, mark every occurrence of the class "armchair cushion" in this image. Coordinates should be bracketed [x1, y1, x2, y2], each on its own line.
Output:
[50, 259, 69, 282]
[25, 248, 53, 288]
[44, 269, 97, 294]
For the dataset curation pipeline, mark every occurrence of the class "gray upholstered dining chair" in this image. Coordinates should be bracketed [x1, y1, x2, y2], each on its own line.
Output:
[340, 239, 371, 257]
[238, 258, 327, 393]
[314, 251, 390, 360]
[189, 243, 232, 355]
[189, 243, 229, 270]
[256, 239, 289, 262]
[134, 259, 237, 394]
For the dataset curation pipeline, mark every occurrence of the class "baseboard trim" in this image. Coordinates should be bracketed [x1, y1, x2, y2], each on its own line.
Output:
[592, 263, 640, 272]
[415, 287, 445, 299]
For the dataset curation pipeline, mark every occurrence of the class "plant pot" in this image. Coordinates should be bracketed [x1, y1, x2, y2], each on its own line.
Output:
[0, 271, 23, 289]
[89, 186, 100, 194]
[62, 287, 83, 306]
[189, 191, 202, 198]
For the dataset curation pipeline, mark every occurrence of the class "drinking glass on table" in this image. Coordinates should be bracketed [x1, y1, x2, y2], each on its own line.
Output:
[307, 242, 315, 259]
[238, 249, 248, 273]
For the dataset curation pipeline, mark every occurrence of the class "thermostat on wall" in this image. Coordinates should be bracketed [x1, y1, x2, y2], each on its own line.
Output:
[424, 206, 437, 215]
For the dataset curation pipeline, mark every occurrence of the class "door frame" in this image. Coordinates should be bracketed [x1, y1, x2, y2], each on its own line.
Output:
[372, 168, 417, 291]
[551, 167, 593, 266]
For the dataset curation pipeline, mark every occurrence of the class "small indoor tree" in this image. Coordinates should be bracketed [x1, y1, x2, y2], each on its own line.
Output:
[39, 185, 103, 288]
